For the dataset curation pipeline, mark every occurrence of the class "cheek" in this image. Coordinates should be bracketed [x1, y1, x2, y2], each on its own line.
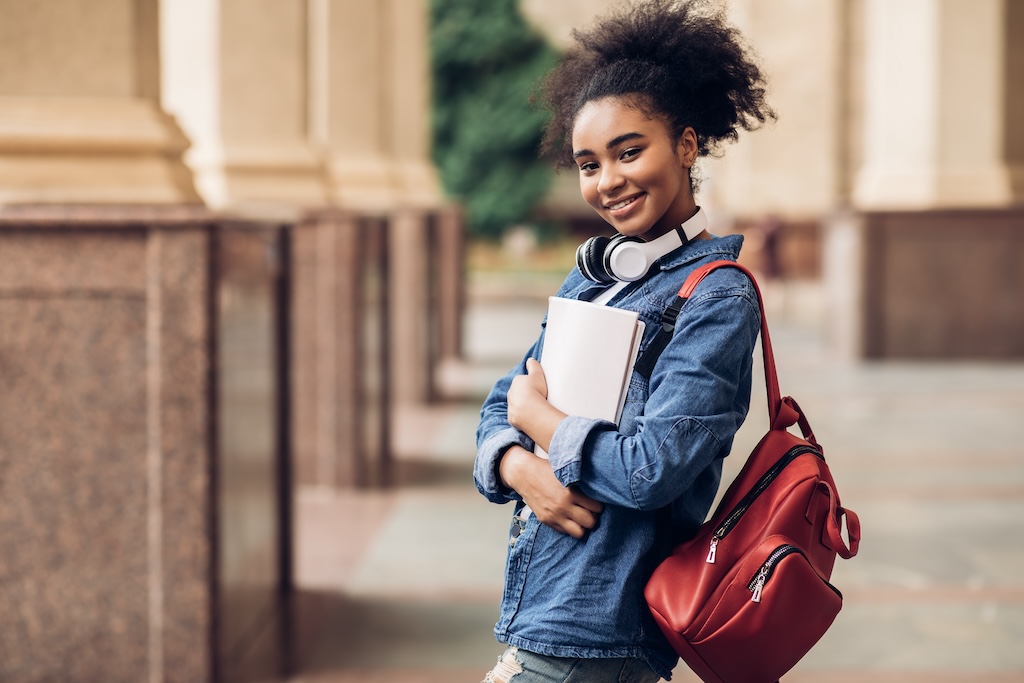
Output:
[579, 176, 601, 208]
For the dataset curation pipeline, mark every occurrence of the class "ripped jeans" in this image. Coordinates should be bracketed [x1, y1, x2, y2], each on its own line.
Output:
[482, 647, 662, 683]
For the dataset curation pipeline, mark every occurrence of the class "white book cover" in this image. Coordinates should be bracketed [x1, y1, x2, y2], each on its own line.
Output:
[535, 297, 645, 459]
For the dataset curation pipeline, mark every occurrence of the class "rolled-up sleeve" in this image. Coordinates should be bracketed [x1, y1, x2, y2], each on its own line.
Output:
[547, 284, 760, 511]
[473, 334, 543, 504]
[474, 426, 533, 503]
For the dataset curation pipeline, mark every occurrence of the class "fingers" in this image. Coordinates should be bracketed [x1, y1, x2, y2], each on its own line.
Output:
[556, 520, 588, 540]
[524, 358, 548, 397]
[572, 490, 604, 515]
[532, 495, 601, 538]
[568, 504, 601, 532]
[506, 449, 603, 538]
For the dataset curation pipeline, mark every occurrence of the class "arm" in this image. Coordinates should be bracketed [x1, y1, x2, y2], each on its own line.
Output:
[474, 345, 539, 504]
[498, 445, 602, 539]
[474, 329, 604, 537]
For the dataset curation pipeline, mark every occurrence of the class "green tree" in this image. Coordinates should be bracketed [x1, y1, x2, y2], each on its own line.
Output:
[430, 0, 558, 239]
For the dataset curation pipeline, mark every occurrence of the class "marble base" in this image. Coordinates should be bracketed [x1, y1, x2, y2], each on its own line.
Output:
[0, 207, 289, 682]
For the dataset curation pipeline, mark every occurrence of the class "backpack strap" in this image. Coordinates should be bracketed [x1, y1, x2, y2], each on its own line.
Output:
[633, 260, 815, 445]
[632, 295, 686, 380]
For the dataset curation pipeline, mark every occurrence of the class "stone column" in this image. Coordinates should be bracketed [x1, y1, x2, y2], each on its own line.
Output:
[323, 0, 397, 210]
[160, 0, 330, 208]
[384, 0, 444, 207]
[0, 209, 215, 683]
[704, 0, 846, 220]
[828, 0, 1024, 358]
[291, 211, 391, 489]
[852, 0, 1019, 208]
[317, 0, 447, 406]
[0, 0, 199, 204]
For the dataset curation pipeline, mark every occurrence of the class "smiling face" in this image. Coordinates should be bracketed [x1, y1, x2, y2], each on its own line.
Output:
[571, 96, 699, 241]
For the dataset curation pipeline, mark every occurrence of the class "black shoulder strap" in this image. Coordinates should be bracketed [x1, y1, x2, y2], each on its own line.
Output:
[633, 259, 746, 381]
[633, 293, 687, 380]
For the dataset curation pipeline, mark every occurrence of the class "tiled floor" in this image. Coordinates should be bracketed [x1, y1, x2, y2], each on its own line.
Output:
[285, 280, 1024, 682]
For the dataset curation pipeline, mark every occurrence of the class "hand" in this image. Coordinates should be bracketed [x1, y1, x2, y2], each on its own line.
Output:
[507, 359, 566, 453]
[507, 358, 548, 429]
[499, 446, 603, 539]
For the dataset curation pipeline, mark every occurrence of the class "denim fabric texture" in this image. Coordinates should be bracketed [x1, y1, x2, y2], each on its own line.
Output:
[474, 234, 760, 680]
[483, 646, 661, 683]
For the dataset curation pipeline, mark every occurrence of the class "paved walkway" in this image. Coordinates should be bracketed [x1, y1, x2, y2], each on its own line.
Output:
[287, 278, 1024, 682]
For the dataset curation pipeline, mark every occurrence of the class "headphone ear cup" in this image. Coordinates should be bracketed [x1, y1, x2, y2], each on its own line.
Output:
[603, 235, 646, 282]
[576, 235, 615, 284]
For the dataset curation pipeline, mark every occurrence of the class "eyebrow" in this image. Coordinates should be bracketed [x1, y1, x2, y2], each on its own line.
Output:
[572, 131, 646, 160]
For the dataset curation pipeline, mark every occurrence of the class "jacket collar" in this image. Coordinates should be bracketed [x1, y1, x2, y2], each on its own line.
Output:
[657, 233, 745, 272]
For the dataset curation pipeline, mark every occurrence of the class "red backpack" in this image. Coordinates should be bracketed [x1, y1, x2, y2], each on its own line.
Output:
[643, 261, 861, 683]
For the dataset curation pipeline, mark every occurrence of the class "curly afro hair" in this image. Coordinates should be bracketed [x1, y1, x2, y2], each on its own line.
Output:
[538, 0, 775, 171]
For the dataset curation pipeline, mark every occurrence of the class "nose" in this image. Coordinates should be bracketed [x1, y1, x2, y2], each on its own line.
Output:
[597, 164, 625, 194]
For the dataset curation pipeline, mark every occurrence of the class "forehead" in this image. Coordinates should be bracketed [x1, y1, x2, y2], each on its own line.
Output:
[571, 96, 670, 150]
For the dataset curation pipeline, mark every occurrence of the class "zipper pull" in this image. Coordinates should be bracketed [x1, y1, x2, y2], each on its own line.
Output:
[706, 538, 719, 564]
[751, 569, 768, 603]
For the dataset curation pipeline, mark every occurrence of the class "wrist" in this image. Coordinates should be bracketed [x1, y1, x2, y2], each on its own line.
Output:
[498, 445, 529, 490]
[525, 402, 566, 454]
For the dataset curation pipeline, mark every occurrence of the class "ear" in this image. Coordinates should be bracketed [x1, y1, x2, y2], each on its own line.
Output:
[677, 127, 699, 168]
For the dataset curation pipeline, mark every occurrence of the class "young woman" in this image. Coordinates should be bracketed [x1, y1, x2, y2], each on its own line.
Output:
[474, 1, 775, 680]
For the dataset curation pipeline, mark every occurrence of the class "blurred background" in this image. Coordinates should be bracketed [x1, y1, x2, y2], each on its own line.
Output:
[0, 0, 1022, 682]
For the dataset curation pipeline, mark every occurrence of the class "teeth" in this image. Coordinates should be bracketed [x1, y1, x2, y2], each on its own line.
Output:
[609, 197, 636, 211]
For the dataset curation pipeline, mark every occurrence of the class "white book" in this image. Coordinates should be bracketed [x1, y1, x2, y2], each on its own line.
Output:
[535, 297, 645, 459]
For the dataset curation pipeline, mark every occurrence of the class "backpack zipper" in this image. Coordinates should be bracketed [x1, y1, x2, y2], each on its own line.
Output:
[747, 544, 843, 603]
[705, 445, 823, 564]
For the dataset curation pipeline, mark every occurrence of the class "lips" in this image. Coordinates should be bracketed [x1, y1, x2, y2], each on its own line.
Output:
[605, 193, 644, 215]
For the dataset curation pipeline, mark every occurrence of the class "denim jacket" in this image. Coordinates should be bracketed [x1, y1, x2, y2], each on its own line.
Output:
[474, 234, 760, 679]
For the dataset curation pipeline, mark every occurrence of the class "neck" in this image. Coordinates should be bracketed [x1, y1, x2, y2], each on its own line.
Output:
[677, 206, 708, 241]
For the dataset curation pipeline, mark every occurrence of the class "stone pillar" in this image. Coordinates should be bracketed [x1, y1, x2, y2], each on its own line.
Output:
[389, 208, 434, 404]
[291, 211, 391, 489]
[317, 0, 440, 209]
[434, 205, 467, 361]
[852, 0, 1019, 208]
[827, 0, 1024, 358]
[323, 0, 397, 209]
[0, 0, 199, 204]
[160, 0, 329, 208]
[317, 0, 447, 407]
[0, 209, 293, 682]
[384, 0, 444, 207]
[0, 209, 215, 683]
[703, 0, 846, 220]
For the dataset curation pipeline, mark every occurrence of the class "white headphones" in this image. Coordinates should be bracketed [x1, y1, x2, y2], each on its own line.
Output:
[576, 208, 709, 284]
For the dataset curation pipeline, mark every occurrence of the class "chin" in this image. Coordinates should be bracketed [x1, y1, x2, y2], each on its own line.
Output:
[606, 217, 646, 236]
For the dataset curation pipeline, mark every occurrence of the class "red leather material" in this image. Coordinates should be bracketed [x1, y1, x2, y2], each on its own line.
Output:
[645, 261, 860, 683]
